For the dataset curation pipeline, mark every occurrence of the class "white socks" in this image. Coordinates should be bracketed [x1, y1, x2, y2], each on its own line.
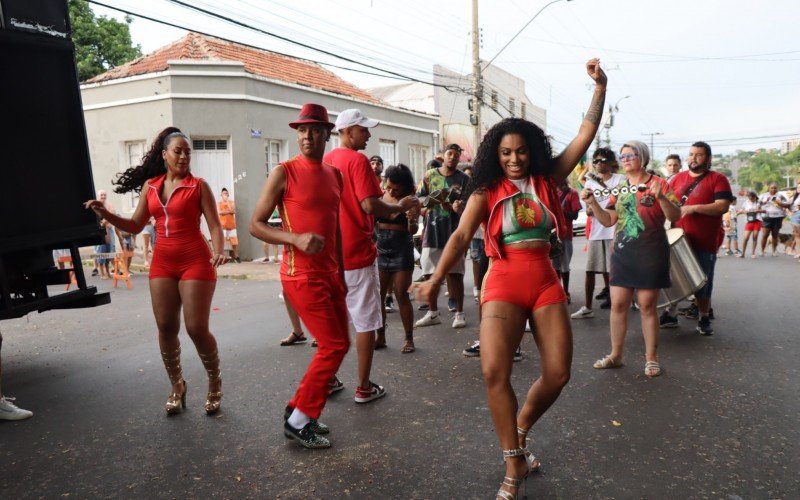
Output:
[288, 408, 310, 429]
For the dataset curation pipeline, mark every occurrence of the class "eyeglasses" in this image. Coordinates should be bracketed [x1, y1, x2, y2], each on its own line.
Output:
[591, 158, 609, 165]
[619, 153, 639, 161]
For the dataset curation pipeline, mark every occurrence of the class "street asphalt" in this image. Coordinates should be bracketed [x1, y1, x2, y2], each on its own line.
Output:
[1, 238, 798, 498]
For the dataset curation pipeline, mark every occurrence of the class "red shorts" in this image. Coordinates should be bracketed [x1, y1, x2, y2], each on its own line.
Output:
[149, 239, 217, 281]
[744, 221, 762, 232]
[481, 246, 566, 311]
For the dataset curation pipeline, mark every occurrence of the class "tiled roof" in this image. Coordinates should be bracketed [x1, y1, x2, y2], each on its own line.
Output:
[87, 32, 381, 104]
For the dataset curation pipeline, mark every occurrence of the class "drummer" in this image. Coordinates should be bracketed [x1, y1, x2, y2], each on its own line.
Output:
[581, 141, 680, 377]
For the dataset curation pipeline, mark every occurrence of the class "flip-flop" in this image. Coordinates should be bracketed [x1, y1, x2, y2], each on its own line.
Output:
[644, 360, 662, 377]
[280, 332, 307, 346]
[401, 341, 415, 353]
[593, 355, 623, 369]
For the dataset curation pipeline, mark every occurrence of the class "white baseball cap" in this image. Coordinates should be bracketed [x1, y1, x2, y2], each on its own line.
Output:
[334, 108, 379, 132]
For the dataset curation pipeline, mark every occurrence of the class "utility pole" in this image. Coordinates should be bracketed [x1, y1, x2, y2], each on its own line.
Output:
[471, 0, 481, 157]
[642, 132, 663, 155]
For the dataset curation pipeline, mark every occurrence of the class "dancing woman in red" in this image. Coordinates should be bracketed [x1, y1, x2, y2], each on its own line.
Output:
[85, 127, 228, 415]
[414, 60, 606, 499]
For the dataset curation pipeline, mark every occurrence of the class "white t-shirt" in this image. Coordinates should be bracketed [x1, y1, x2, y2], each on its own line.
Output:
[585, 173, 625, 240]
[741, 199, 762, 222]
[759, 192, 788, 218]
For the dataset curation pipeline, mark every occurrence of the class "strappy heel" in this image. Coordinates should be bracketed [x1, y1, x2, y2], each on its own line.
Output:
[199, 348, 222, 415]
[517, 426, 541, 473]
[497, 448, 528, 500]
[161, 347, 186, 415]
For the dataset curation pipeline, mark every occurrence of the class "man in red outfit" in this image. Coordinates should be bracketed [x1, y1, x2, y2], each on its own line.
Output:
[249, 103, 349, 449]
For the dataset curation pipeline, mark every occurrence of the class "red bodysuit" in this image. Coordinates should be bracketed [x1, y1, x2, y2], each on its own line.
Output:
[146, 173, 216, 281]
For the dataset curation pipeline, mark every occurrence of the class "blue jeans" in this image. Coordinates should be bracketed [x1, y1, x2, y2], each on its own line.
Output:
[693, 249, 717, 300]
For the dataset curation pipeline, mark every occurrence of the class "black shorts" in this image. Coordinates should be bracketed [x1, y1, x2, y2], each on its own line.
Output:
[377, 229, 414, 272]
[761, 217, 784, 230]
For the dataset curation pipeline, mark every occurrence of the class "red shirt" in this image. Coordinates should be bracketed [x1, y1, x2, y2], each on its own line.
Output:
[669, 170, 732, 253]
[279, 155, 343, 279]
[324, 147, 383, 270]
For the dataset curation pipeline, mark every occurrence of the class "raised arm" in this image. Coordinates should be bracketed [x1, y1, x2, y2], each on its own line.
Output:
[552, 59, 608, 182]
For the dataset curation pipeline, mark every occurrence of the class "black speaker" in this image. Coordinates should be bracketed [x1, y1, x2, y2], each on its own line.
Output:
[0, 2, 101, 253]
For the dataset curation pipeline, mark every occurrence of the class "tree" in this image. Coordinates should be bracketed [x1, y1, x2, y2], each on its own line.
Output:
[736, 150, 787, 192]
[69, 0, 141, 81]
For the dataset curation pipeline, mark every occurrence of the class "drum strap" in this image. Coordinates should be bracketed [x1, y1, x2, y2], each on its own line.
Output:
[678, 173, 707, 206]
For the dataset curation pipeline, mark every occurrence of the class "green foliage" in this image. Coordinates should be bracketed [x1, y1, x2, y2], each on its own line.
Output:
[69, 0, 141, 81]
[736, 148, 800, 192]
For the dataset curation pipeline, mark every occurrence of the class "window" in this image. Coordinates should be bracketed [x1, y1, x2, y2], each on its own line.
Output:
[509, 97, 516, 117]
[124, 141, 145, 212]
[408, 144, 432, 182]
[192, 139, 228, 150]
[265, 139, 283, 173]
[379, 140, 396, 166]
[491, 90, 498, 111]
[521, 102, 526, 120]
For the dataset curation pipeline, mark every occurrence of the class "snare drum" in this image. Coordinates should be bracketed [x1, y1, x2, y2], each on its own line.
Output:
[658, 228, 708, 308]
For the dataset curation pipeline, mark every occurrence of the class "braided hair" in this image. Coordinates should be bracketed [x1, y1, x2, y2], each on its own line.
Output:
[465, 118, 553, 198]
[112, 127, 188, 194]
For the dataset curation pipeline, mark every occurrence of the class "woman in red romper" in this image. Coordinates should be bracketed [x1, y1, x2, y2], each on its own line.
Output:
[85, 127, 228, 415]
[414, 60, 607, 499]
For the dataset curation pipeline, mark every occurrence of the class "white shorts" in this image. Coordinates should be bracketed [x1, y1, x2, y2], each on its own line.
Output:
[223, 228, 238, 239]
[421, 247, 466, 276]
[344, 261, 383, 333]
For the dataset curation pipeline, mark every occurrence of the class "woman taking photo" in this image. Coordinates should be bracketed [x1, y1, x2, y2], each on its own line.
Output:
[375, 164, 419, 353]
[583, 141, 680, 377]
[85, 127, 228, 415]
[414, 59, 606, 499]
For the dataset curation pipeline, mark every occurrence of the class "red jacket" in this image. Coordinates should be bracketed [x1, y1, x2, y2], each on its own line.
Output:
[483, 175, 568, 259]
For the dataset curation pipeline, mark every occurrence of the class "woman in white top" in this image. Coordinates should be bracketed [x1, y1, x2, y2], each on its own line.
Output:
[758, 183, 790, 257]
[737, 191, 764, 258]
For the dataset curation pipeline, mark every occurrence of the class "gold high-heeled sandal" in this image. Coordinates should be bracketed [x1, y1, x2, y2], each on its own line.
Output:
[199, 349, 222, 415]
[517, 426, 541, 473]
[497, 448, 528, 500]
[161, 347, 186, 415]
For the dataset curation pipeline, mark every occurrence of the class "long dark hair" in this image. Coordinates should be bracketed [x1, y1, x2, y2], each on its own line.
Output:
[383, 163, 415, 197]
[113, 127, 187, 193]
[466, 118, 553, 198]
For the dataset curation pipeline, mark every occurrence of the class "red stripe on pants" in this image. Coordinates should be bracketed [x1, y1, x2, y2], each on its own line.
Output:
[283, 275, 350, 420]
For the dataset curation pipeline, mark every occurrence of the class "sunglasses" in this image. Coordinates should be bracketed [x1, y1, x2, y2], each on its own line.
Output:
[619, 153, 639, 161]
[592, 158, 609, 165]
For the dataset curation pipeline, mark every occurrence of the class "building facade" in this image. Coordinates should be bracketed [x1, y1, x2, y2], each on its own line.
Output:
[81, 33, 439, 259]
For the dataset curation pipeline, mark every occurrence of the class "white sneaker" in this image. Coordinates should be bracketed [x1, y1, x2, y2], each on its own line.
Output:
[472, 286, 479, 297]
[452, 312, 466, 328]
[415, 311, 441, 327]
[0, 396, 33, 420]
[570, 306, 594, 319]
[278, 291, 285, 303]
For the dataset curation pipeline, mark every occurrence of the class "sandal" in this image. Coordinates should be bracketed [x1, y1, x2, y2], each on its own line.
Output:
[593, 355, 623, 369]
[644, 360, 661, 377]
[280, 332, 308, 346]
[401, 340, 415, 353]
[497, 448, 528, 500]
[517, 426, 541, 473]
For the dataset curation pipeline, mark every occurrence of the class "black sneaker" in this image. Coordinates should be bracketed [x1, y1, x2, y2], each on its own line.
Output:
[284, 405, 329, 434]
[697, 316, 714, 336]
[91, 269, 99, 276]
[681, 304, 699, 319]
[283, 420, 331, 449]
[327, 376, 344, 396]
[659, 311, 679, 328]
[462, 341, 480, 357]
[599, 298, 611, 309]
[595, 287, 609, 300]
[513, 347, 523, 363]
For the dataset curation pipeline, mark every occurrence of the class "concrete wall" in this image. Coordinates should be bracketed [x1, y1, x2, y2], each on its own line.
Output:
[81, 61, 438, 260]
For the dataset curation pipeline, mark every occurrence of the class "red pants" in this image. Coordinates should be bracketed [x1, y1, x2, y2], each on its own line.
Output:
[283, 274, 350, 420]
[481, 246, 566, 311]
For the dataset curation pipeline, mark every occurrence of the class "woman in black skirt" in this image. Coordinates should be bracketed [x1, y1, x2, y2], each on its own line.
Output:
[581, 140, 681, 377]
[376, 164, 419, 353]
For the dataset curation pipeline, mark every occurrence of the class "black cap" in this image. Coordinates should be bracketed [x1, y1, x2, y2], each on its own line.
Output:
[369, 155, 383, 163]
[445, 143, 463, 152]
